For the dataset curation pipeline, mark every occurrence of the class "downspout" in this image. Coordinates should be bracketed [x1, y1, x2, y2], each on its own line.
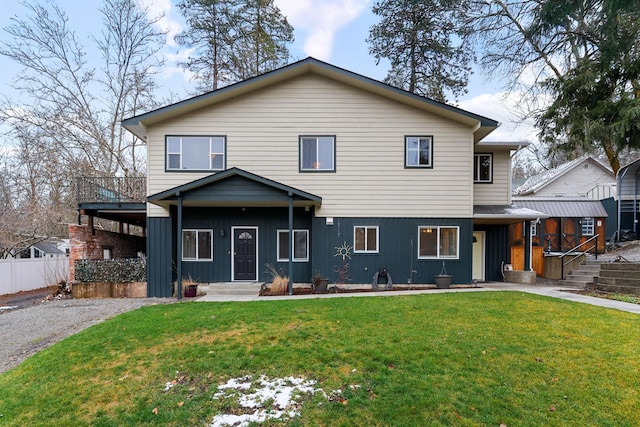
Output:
[288, 192, 294, 295]
[617, 167, 629, 242]
[524, 220, 532, 271]
[634, 168, 639, 238]
[176, 193, 183, 300]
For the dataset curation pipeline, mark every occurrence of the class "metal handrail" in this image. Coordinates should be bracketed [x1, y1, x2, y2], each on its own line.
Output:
[559, 234, 599, 279]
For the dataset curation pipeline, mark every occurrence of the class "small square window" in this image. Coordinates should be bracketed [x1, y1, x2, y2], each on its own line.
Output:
[405, 136, 433, 168]
[581, 217, 595, 236]
[300, 136, 335, 171]
[474, 153, 493, 183]
[277, 230, 309, 262]
[354, 226, 379, 253]
[182, 229, 213, 261]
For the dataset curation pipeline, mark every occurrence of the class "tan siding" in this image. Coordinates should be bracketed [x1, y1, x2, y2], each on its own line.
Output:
[147, 74, 475, 218]
[473, 150, 511, 205]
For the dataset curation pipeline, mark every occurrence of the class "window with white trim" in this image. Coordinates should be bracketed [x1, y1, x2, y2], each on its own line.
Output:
[277, 230, 309, 262]
[300, 136, 335, 171]
[354, 226, 379, 253]
[405, 136, 433, 168]
[581, 217, 595, 236]
[474, 153, 492, 182]
[182, 229, 213, 261]
[167, 136, 225, 171]
[418, 226, 459, 259]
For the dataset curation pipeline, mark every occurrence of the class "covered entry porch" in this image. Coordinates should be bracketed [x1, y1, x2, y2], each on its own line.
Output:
[146, 168, 321, 298]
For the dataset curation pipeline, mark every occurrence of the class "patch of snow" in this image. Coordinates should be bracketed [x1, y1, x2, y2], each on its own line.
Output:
[0, 306, 18, 311]
[209, 375, 328, 427]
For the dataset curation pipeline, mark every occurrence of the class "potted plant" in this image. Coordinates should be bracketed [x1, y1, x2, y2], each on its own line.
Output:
[183, 275, 199, 297]
[312, 272, 330, 293]
[434, 261, 452, 289]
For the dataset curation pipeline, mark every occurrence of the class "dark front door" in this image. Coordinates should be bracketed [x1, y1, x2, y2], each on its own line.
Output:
[233, 227, 257, 281]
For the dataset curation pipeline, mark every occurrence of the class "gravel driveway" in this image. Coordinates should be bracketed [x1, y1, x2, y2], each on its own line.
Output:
[0, 294, 172, 374]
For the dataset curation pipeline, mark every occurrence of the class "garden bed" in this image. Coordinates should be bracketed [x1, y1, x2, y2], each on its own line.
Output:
[259, 283, 478, 296]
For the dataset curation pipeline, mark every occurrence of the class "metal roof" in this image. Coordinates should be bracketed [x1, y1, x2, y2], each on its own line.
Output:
[512, 198, 608, 218]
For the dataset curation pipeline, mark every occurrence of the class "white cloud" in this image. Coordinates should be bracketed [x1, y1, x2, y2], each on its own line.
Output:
[275, 0, 370, 60]
[459, 91, 540, 142]
[137, 0, 182, 47]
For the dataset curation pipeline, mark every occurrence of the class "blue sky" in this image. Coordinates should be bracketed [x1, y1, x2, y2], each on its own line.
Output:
[0, 0, 536, 142]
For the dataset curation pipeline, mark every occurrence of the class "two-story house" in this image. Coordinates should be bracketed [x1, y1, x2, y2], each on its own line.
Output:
[122, 57, 544, 297]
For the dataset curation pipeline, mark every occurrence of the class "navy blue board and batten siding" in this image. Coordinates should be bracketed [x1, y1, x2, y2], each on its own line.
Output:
[311, 217, 473, 285]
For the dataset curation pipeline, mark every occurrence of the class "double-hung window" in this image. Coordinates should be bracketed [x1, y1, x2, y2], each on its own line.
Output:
[418, 226, 459, 259]
[405, 136, 433, 168]
[182, 229, 213, 261]
[300, 136, 335, 171]
[354, 226, 379, 253]
[581, 217, 595, 236]
[474, 153, 493, 182]
[277, 230, 309, 262]
[167, 136, 226, 171]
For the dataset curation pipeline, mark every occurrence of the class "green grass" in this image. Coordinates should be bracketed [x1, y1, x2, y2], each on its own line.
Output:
[1, 292, 639, 426]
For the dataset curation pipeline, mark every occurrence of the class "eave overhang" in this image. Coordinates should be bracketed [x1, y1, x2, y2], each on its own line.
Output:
[474, 204, 548, 225]
[123, 57, 499, 143]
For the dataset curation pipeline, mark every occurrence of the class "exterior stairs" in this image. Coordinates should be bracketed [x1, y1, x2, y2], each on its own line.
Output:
[560, 259, 603, 288]
[595, 263, 640, 295]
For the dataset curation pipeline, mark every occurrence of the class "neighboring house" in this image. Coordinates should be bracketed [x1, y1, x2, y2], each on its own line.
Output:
[14, 238, 69, 259]
[121, 57, 544, 297]
[513, 156, 615, 200]
[511, 156, 616, 255]
[617, 158, 640, 240]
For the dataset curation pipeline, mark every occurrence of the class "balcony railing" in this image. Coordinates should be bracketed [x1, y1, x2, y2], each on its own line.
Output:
[76, 176, 146, 204]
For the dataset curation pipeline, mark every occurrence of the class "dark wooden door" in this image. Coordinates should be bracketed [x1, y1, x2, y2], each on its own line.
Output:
[561, 219, 578, 251]
[233, 228, 256, 281]
[543, 218, 561, 251]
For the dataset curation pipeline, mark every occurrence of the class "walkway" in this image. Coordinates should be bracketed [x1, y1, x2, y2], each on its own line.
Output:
[195, 282, 640, 314]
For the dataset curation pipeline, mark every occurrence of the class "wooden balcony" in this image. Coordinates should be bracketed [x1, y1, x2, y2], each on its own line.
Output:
[76, 176, 146, 204]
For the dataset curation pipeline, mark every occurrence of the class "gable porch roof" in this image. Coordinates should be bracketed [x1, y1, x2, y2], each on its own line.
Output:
[147, 167, 322, 209]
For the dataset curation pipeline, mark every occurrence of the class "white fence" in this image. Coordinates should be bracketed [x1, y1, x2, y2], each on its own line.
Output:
[0, 257, 69, 295]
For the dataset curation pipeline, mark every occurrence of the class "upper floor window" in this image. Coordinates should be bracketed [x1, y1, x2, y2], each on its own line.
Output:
[581, 217, 595, 236]
[167, 136, 226, 171]
[418, 226, 459, 259]
[405, 136, 433, 168]
[474, 153, 493, 183]
[300, 136, 335, 171]
[354, 226, 379, 253]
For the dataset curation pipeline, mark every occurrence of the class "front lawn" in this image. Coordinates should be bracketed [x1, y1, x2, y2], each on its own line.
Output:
[1, 292, 639, 426]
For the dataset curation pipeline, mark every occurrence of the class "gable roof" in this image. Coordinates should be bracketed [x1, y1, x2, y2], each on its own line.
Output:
[513, 156, 613, 196]
[123, 57, 499, 143]
[148, 167, 322, 208]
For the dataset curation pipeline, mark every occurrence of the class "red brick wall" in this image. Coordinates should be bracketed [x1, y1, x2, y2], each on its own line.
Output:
[68, 225, 145, 281]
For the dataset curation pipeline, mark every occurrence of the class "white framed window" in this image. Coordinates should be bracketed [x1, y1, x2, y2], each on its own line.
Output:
[418, 226, 459, 259]
[167, 136, 226, 171]
[405, 136, 433, 168]
[354, 226, 379, 253]
[474, 153, 493, 183]
[277, 230, 309, 262]
[300, 136, 335, 171]
[182, 229, 213, 261]
[581, 217, 595, 236]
